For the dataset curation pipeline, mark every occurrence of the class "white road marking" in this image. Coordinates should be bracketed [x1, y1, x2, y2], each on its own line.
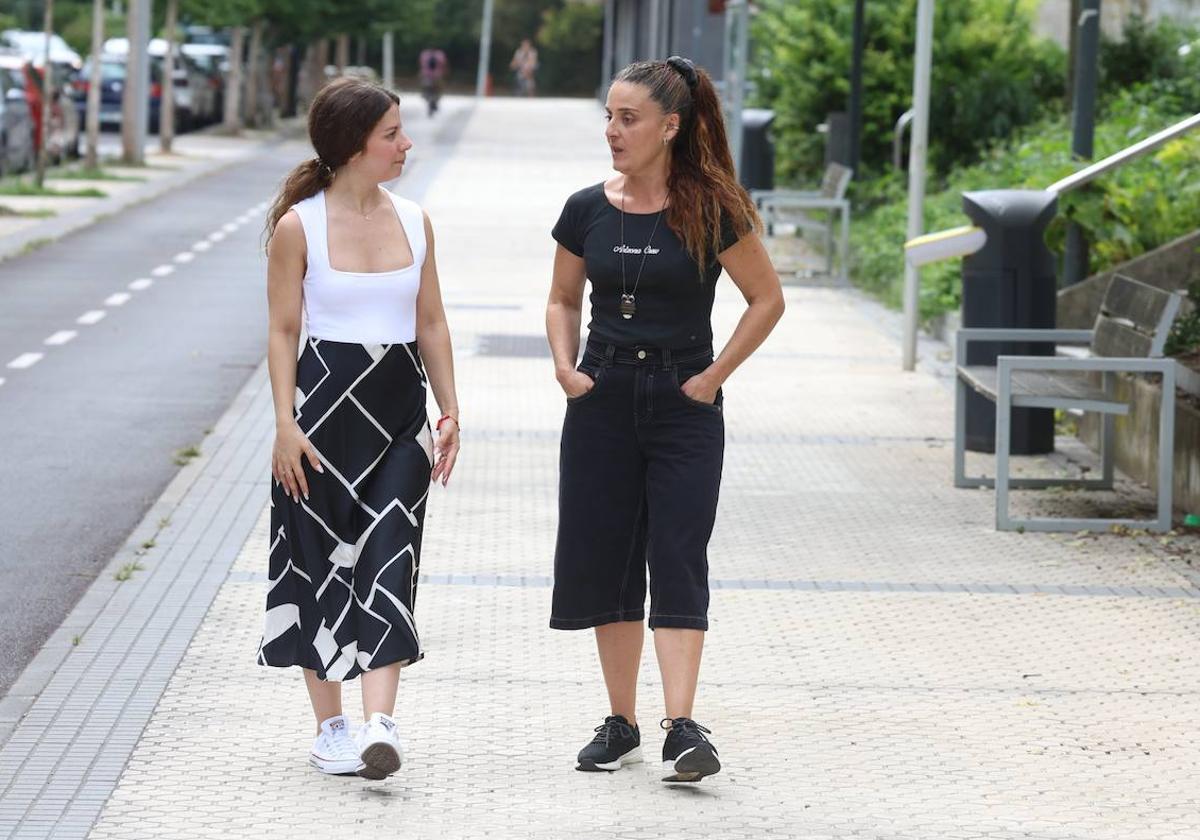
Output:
[8, 353, 44, 369]
[77, 310, 107, 325]
[44, 330, 77, 346]
[129, 278, 154, 291]
[105, 292, 132, 306]
[222, 222, 238, 233]
[193, 240, 212, 252]
[151, 264, 175, 277]
[0, 378, 6, 387]
[174, 252, 195, 264]
[209, 231, 227, 242]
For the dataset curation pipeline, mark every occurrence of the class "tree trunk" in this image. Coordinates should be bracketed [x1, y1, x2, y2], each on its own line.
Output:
[85, 0, 103, 169]
[160, 0, 177, 152]
[223, 26, 245, 133]
[283, 43, 300, 117]
[35, 0, 54, 187]
[335, 34, 349, 74]
[245, 19, 263, 127]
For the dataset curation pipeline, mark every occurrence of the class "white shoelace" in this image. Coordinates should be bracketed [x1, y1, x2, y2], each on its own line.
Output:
[318, 727, 360, 761]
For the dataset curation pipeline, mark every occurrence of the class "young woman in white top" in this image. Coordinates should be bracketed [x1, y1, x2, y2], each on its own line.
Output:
[257, 77, 460, 780]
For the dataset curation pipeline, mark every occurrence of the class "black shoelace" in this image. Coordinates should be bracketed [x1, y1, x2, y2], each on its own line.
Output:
[591, 716, 635, 747]
[660, 717, 715, 749]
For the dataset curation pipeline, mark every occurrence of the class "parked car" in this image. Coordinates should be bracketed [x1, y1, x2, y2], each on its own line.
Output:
[0, 30, 82, 73]
[74, 53, 167, 132]
[99, 38, 216, 130]
[0, 56, 35, 176]
[180, 43, 229, 121]
[0, 51, 78, 166]
[0, 32, 82, 161]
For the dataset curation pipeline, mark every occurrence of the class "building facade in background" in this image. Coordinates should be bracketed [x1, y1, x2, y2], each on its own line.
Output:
[600, 0, 728, 92]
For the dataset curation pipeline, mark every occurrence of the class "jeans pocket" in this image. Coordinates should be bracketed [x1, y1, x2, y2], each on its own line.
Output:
[566, 363, 603, 405]
[672, 365, 722, 412]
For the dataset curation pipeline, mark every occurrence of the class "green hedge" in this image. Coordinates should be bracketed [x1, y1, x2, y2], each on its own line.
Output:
[850, 70, 1200, 324]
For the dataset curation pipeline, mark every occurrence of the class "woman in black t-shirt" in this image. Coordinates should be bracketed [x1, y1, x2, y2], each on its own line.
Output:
[546, 56, 785, 783]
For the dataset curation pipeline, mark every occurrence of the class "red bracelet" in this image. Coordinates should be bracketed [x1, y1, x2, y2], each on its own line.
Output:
[436, 414, 459, 432]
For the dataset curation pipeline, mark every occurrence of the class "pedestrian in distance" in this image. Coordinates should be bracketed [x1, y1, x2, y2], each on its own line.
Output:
[545, 56, 785, 783]
[510, 38, 539, 97]
[418, 47, 448, 117]
[257, 76, 461, 781]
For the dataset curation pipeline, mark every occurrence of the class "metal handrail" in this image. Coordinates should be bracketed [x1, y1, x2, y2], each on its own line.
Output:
[893, 109, 914, 171]
[1046, 111, 1200, 195]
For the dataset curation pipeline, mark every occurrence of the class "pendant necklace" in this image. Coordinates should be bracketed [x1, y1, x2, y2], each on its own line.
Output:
[618, 187, 667, 320]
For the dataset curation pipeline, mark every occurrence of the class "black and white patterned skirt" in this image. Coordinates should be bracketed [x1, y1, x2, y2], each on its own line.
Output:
[256, 337, 432, 681]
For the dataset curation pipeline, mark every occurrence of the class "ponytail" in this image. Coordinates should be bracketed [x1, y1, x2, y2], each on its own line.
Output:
[263, 158, 333, 249]
[613, 58, 760, 275]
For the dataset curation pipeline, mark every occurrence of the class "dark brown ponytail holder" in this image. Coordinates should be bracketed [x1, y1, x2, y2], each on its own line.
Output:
[313, 157, 334, 178]
[666, 55, 698, 89]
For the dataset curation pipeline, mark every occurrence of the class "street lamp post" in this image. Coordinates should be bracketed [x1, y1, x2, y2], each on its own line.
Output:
[476, 0, 495, 97]
[722, 0, 750, 175]
[848, 0, 866, 174]
[901, 0, 934, 371]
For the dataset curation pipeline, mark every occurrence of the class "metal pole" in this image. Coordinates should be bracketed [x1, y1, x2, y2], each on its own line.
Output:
[382, 31, 394, 90]
[1063, 0, 1100, 287]
[848, 0, 866, 174]
[724, 0, 749, 175]
[475, 0, 495, 97]
[901, 0, 934, 371]
[121, 0, 151, 164]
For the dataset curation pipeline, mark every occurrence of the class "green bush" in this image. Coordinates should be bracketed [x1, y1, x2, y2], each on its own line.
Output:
[849, 67, 1200, 325]
[536, 1, 603, 96]
[751, 0, 1064, 184]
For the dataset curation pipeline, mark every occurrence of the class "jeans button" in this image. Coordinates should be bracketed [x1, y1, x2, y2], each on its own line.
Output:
[636, 350, 646, 360]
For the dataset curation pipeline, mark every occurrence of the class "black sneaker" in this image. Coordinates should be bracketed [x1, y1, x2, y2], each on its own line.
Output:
[576, 714, 643, 772]
[660, 717, 721, 782]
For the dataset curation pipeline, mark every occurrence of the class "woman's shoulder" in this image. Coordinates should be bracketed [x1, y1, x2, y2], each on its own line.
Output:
[290, 191, 323, 212]
[562, 181, 606, 212]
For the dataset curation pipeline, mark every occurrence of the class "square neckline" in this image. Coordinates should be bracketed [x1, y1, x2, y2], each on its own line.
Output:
[321, 188, 417, 276]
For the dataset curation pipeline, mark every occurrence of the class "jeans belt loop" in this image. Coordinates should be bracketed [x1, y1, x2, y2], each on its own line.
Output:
[604, 344, 616, 367]
[661, 347, 673, 370]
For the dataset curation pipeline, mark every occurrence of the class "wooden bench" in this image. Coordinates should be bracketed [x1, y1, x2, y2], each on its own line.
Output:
[954, 274, 1184, 532]
[750, 162, 853, 281]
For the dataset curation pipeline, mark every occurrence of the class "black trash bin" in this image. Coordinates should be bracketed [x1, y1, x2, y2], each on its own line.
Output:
[961, 189, 1058, 454]
[740, 108, 775, 192]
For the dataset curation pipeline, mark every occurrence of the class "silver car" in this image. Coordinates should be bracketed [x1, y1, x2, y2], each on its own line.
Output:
[0, 60, 35, 176]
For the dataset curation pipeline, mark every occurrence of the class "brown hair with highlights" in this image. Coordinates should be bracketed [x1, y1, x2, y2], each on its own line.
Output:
[613, 58, 760, 275]
[264, 77, 400, 246]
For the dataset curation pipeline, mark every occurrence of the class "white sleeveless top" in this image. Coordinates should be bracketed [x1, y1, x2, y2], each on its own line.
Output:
[289, 188, 426, 344]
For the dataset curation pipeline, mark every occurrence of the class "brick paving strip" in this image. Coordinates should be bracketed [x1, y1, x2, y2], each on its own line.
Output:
[3, 99, 1200, 839]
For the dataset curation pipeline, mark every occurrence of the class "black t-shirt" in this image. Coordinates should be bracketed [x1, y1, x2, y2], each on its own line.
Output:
[552, 182, 741, 349]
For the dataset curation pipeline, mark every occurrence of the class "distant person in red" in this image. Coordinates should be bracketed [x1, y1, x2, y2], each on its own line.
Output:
[418, 48, 447, 116]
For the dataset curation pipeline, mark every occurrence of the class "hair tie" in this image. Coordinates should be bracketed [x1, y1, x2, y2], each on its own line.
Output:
[313, 157, 334, 178]
[666, 55, 698, 89]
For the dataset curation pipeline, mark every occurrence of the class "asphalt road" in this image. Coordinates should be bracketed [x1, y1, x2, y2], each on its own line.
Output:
[0, 96, 473, 696]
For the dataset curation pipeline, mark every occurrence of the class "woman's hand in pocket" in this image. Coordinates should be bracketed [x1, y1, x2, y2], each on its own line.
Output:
[558, 368, 596, 400]
[680, 369, 720, 404]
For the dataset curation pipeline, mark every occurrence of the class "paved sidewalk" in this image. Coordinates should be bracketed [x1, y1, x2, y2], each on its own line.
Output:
[3, 98, 1200, 840]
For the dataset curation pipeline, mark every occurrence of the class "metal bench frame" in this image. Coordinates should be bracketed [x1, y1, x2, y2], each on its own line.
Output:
[953, 276, 1184, 533]
[751, 163, 853, 282]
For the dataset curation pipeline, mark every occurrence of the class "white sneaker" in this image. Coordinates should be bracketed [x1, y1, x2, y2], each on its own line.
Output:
[356, 712, 404, 780]
[308, 714, 360, 775]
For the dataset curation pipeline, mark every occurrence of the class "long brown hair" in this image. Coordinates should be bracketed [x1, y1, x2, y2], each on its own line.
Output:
[263, 77, 401, 246]
[613, 58, 760, 273]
